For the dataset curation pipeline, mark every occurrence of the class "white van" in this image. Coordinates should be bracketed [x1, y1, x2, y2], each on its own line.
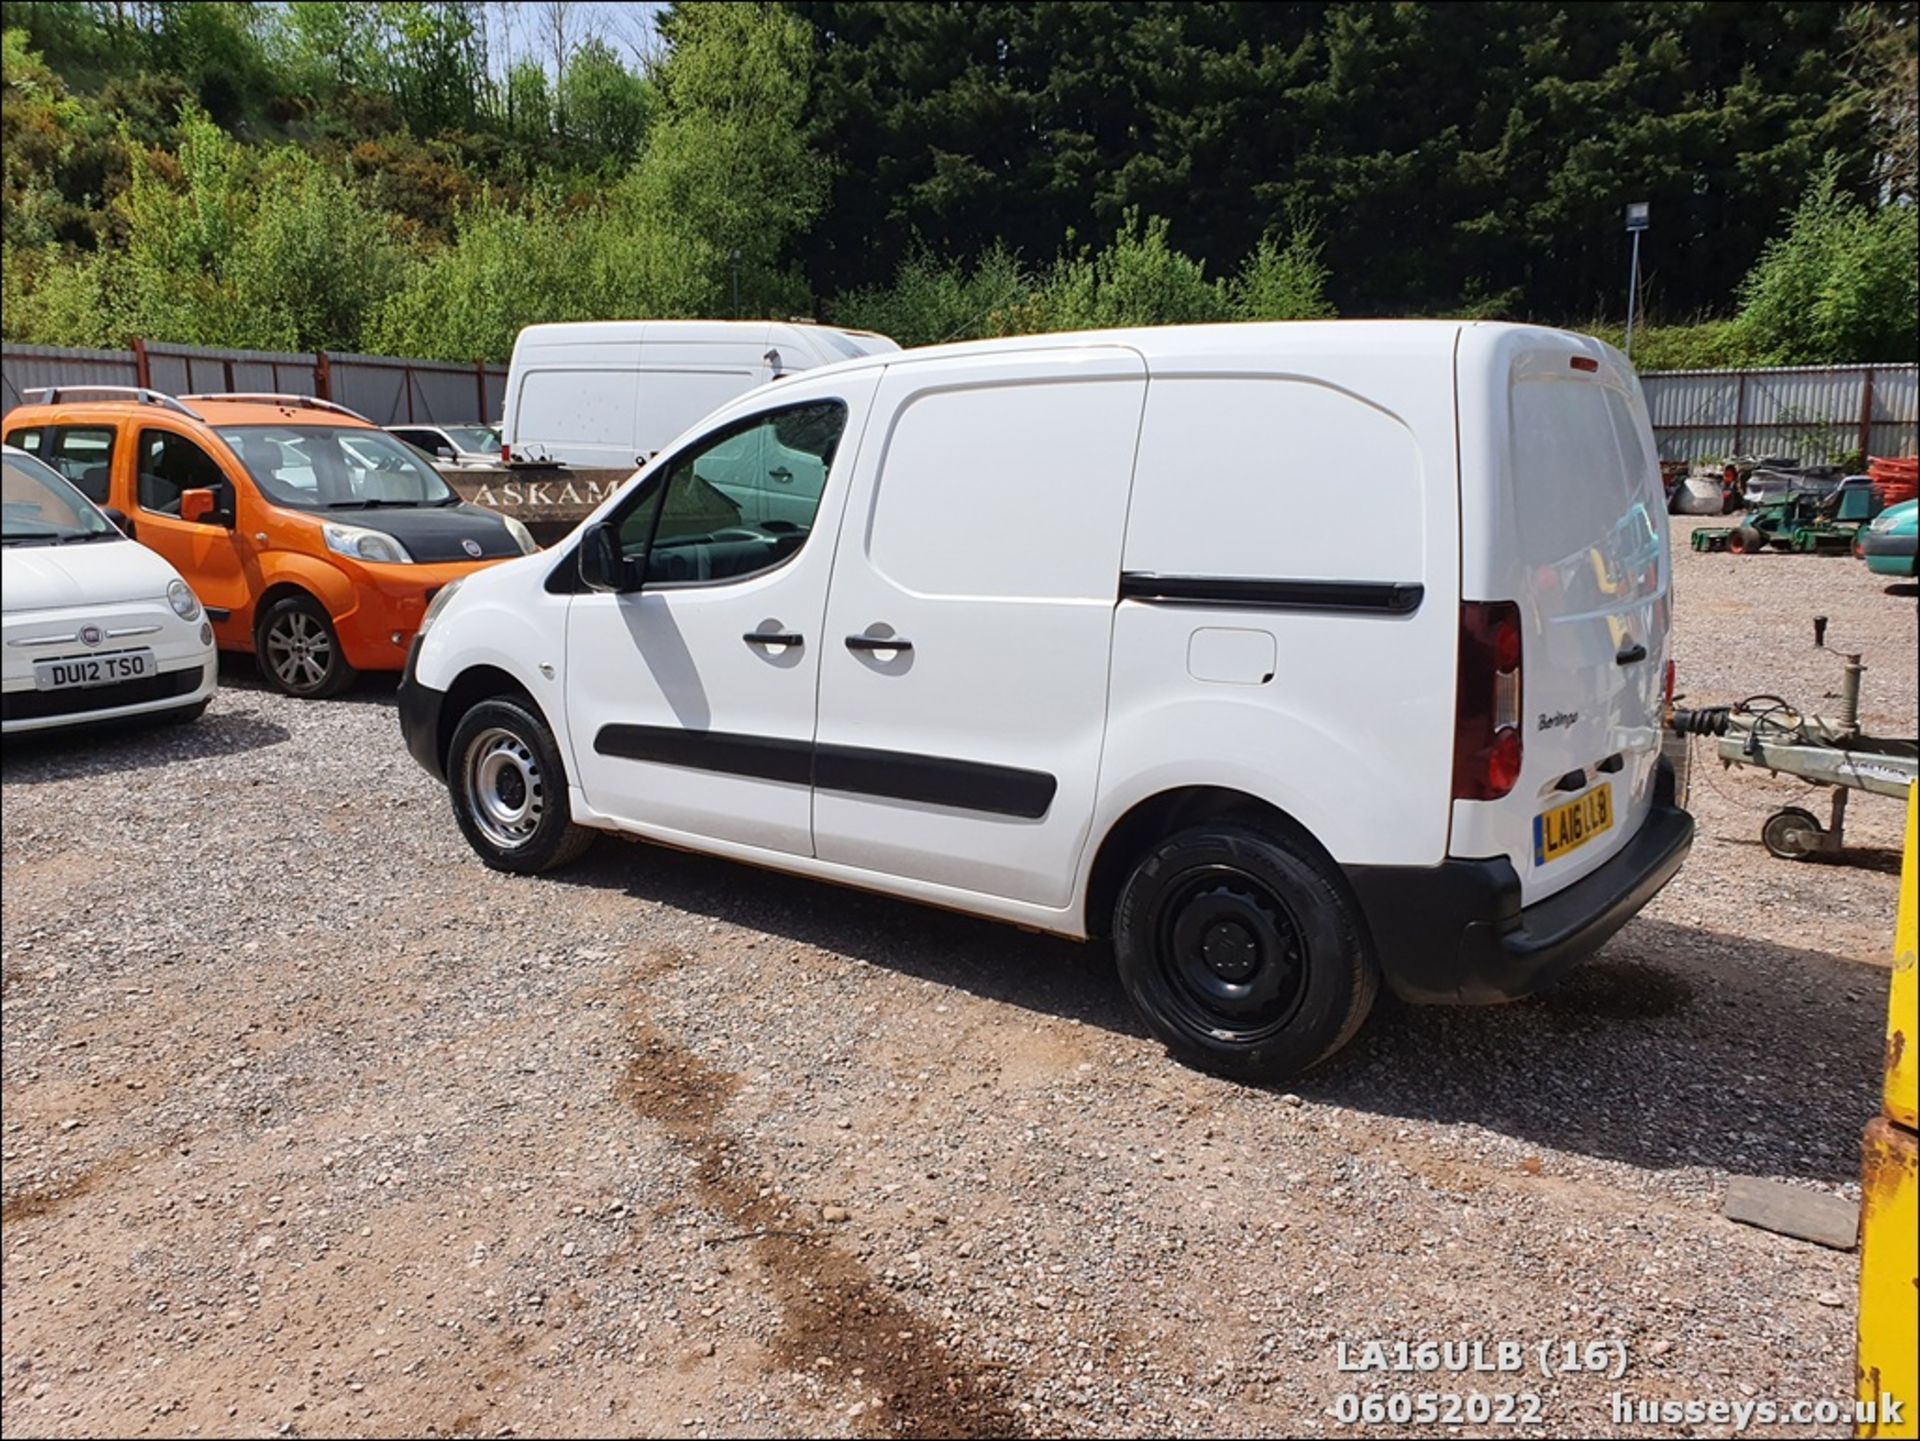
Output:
[399, 322, 1693, 1080]
[501, 320, 900, 469]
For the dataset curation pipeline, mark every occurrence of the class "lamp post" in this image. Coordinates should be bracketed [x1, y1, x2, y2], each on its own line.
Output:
[1623, 201, 1650, 364]
[730, 248, 742, 319]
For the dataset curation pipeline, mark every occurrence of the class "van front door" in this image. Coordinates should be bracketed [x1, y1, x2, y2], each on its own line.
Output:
[563, 379, 877, 855]
[812, 348, 1148, 908]
[133, 426, 254, 635]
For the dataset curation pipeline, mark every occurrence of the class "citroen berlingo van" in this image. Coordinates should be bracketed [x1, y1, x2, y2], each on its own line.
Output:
[398, 322, 1694, 1080]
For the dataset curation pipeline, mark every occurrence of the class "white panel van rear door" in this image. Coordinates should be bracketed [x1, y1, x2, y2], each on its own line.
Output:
[634, 331, 774, 460]
[509, 335, 643, 467]
[1453, 328, 1671, 905]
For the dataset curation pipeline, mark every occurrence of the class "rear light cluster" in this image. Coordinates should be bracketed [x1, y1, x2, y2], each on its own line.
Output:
[501, 442, 512, 465]
[1452, 600, 1524, 801]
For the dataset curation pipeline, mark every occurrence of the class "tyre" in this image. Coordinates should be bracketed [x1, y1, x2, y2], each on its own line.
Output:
[1761, 806, 1823, 861]
[1726, 526, 1768, 555]
[255, 594, 357, 698]
[1112, 821, 1377, 1082]
[447, 697, 596, 874]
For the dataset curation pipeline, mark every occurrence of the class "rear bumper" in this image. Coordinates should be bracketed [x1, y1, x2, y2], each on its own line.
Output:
[1347, 760, 1694, 1004]
[1860, 531, 1917, 559]
[396, 636, 449, 782]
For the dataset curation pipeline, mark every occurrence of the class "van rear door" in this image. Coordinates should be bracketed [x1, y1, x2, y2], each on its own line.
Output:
[1452, 329, 1671, 906]
[507, 333, 643, 468]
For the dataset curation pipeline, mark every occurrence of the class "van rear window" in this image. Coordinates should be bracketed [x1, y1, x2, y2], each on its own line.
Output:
[1509, 379, 1662, 603]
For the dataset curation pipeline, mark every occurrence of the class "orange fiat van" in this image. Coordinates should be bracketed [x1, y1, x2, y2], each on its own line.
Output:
[4, 389, 537, 697]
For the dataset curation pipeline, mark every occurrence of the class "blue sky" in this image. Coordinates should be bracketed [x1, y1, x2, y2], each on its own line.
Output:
[484, 2, 670, 77]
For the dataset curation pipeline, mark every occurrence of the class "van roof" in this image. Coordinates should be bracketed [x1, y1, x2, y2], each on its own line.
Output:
[514, 319, 875, 347]
[739, 319, 1599, 383]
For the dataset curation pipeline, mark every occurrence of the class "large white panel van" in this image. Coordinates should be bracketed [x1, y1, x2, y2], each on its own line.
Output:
[400, 322, 1693, 1080]
[501, 320, 900, 469]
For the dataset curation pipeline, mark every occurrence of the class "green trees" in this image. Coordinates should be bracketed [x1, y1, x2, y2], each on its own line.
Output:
[0, 2, 1910, 367]
[785, 1, 1880, 322]
[371, 0, 828, 359]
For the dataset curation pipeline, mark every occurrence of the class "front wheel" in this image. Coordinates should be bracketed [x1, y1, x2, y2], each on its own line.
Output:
[1112, 821, 1377, 1082]
[255, 594, 357, 698]
[447, 697, 596, 874]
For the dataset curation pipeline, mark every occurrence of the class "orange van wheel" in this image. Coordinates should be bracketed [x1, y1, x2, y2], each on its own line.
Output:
[255, 594, 359, 699]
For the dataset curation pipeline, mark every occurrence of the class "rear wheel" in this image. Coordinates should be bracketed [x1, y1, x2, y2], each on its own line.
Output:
[1726, 526, 1768, 555]
[1761, 806, 1824, 861]
[448, 697, 595, 874]
[255, 594, 357, 698]
[1112, 821, 1377, 1082]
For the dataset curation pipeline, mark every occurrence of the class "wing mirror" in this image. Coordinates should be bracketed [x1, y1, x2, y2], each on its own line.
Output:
[578, 519, 640, 592]
[180, 488, 217, 524]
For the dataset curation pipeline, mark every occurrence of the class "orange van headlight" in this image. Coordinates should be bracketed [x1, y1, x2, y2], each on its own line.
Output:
[323, 522, 413, 565]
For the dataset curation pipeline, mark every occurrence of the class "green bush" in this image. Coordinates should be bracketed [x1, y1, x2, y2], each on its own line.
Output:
[830, 244, 1030, 347]
[1228, 226, 1337, 321]
[1579, 318, 1764, 372]
[1014, 212, 1230, 333]
[1736, 163, 1920, 364]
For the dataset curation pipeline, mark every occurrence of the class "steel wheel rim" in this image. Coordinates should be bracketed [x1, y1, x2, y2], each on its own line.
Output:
[464, 727, 544, 850]
[265, 610, 333, 692]
[1152, 864, 1308, 1043]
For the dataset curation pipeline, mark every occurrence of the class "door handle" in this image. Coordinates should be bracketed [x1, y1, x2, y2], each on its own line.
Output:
[1616, 642, 1648, 666]
[769, 467, 793, 484]
[845, 633, 912, 653]
[743, 631, 803, 648]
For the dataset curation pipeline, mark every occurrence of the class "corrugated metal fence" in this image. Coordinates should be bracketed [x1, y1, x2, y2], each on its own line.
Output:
[1640, 363, 1918, 466]
[1, 341, 506, 425]
[6, 342, 1914, 468]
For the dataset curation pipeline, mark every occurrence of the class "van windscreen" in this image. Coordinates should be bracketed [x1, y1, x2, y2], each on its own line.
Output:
[219, 426, 456, 509]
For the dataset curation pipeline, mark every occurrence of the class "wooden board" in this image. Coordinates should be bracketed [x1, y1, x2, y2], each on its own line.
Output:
[1723, 1176, 1859, 1250]
[443, 466, 633, 528]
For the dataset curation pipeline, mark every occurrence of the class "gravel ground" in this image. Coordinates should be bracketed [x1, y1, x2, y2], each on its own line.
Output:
[2, 524, 1914, 1440]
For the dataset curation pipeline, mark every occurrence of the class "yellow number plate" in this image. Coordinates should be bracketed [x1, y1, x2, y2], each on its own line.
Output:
[1534, 784, 1613, 865]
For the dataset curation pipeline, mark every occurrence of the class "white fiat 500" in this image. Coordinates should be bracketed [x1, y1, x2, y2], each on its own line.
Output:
[2, 444, 217, 733]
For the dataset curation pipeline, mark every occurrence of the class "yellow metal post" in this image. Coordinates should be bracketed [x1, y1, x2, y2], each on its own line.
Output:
[1857, 784, 1918, 1438]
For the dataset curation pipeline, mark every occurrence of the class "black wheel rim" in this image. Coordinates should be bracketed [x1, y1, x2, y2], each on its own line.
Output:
[1151, 864, 1309, 1043]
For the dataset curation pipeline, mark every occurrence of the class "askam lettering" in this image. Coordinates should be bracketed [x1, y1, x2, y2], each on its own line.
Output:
[468, 480, 615, 511]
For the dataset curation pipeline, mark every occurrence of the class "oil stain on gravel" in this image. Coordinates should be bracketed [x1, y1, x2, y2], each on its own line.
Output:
[615, 984, 1027, 1440]
[1, 1167, 100, 1224]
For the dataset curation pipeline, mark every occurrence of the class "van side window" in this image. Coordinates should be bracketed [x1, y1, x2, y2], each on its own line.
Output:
[617, 401, 847, 586]
[44, 427, 117, 504]
[5, 427, 44, 454]
[137, 429, 231, 516]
